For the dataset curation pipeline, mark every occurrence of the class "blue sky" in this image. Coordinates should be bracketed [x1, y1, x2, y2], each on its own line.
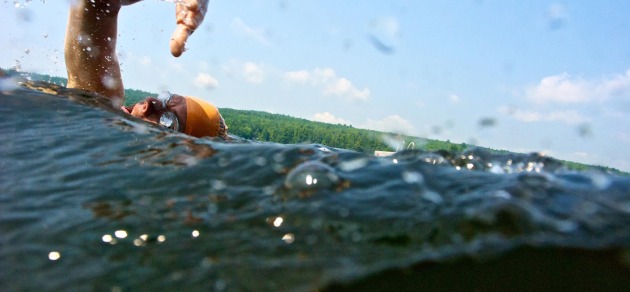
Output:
[3, 0, 630, 171]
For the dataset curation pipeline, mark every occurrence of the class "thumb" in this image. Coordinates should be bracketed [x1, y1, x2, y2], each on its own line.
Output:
[170, 24, 191, 57]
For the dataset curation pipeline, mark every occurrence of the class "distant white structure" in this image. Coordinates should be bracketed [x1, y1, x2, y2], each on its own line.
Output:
[374, 151, 395, 157]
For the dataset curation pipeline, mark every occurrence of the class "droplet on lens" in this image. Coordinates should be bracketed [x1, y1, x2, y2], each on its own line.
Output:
[284, 161, 339, 191]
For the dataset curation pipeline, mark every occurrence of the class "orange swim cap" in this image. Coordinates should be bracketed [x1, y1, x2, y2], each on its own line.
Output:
[184, 96, 228, 138]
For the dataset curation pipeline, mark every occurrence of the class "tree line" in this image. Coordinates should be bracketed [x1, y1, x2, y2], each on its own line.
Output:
[219, 108, 470, 154]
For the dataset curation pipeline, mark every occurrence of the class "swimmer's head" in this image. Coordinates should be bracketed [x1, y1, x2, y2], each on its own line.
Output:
[122, 92, 227, 138]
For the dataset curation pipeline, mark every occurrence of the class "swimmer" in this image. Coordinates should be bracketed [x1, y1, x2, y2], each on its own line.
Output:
[64, 0, 228, 139]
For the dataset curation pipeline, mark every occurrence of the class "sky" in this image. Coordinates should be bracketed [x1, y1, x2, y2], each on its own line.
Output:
[2, 0, 630, 171]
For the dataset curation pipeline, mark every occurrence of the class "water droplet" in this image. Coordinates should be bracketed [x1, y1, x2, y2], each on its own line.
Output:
[102, 75, 116, 89]
[318, 146, 331, 152]
[48, 251, 61, 261]
[273, 152, 285, 163]
[493, 190, 511, 199]
[254, 156, 267, 166]
[478, 117, 496, 128]
[12, 60, 22, 72]
[419, 153, 445, 164]
[284, 161, 339, 191]
[421, 190, 443, 204]
[554, 220, 578, 233]
[102, 234, 113, 242]
[339, 157, 369, 172]
[402, 171, 423, 184]
[282, 233, 295, 244]
[114, 230, 128, 238]
[24, 49, 30, 54]
[0, 77, 20, 92]
[273, 217, 283, 227]
[177, 154, 199, 166]
[211, 179, 227, 191]
[589, 173, 611, 190]
[577, 123, 592, 138]
[489, 164, 505, 174]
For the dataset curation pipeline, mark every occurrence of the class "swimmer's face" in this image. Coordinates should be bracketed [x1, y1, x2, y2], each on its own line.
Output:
[122, 94, 187, 132]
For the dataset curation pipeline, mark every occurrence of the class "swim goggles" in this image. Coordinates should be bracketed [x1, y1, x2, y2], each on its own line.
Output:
[153, 91, 180, 131]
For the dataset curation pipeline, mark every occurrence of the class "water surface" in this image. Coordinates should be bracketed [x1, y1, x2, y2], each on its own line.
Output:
[2, 78, 630, 291]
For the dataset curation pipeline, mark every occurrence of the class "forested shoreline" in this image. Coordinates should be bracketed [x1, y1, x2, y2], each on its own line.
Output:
[219, 108, 472, 153]
[3, 68, 625, 174]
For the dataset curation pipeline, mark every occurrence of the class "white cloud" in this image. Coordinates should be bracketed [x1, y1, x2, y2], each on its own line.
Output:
[449, 94, 461, 104]
[361, 115, 416, 135]
[525, 73, 591, 104]
[313, 112, 351, 125]
[524, 70, 630, 104]
[498, 106, 589, 125]
[231, 18, 273, 46]
[283, 70, 310, 83]
[243, 62, 264, 84]
[194, 73, 219, 89]
[220, 60, 266, 83]
[599, 70, 630, 98]
[323, 78, 370, 100]
[283, 67, 370, 101]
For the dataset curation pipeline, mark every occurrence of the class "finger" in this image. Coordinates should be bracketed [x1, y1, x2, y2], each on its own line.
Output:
[170, 24, 191, 57]
[186, 0, 199, 11]
[175, 3, 186, 24]
[171, 0, 208, 57]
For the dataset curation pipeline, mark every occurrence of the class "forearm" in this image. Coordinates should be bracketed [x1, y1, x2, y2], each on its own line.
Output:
[65, 0, 124, 101]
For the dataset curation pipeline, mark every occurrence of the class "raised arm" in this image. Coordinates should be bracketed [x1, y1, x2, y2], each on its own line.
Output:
[64, 0, 209, 102]
[64, 0, 125, 102]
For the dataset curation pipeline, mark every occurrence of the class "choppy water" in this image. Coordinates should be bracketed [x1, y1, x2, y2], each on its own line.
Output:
[2, 77, 630, 291]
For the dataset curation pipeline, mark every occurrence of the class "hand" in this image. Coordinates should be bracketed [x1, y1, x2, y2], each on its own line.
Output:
[170, 0, 209, 57]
